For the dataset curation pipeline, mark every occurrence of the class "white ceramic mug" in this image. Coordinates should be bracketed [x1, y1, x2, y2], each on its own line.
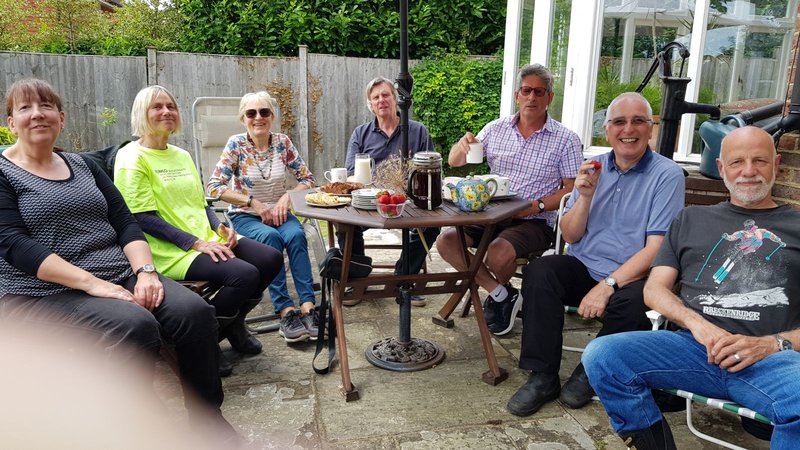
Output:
[324, 167, 347, 183]
[353, 154, 374, 184]
[442, 177, 463, 200]
[467, 142, 484, 164]
[492, 176, 510, 196]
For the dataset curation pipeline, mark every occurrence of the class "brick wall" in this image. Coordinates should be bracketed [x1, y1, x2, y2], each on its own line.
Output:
[775, 7, 800, 206]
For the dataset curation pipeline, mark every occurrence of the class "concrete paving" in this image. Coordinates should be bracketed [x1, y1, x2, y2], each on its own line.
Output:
[155, 229, 770, 449]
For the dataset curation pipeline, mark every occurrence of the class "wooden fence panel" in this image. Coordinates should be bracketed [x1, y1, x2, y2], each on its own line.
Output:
[151, 51, 306, 175]
[307, 53, 420, 177]
[0, 52, 145, 151]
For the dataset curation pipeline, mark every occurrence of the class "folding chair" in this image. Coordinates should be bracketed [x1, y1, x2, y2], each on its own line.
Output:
[191, 96, 324, 334]
[647, 310, 774, 450]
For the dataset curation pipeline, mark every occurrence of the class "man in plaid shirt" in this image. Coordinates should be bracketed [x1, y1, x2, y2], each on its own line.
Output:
[436, 64, 583, 336]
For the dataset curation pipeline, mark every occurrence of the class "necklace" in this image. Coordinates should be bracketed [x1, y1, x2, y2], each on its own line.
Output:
[253, 146, 272, 180]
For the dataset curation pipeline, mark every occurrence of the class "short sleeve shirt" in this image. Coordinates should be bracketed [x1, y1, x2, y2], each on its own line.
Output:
[654, 202, 800, 336]
[114, 142, 222, 279]
[476, 114, 583, 224]
[566, 150, 685, 280]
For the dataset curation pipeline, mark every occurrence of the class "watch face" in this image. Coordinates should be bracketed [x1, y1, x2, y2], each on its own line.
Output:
[779, 336, 793, 351]
[605, 277, 616, 286]
[137, 264, 156, 274]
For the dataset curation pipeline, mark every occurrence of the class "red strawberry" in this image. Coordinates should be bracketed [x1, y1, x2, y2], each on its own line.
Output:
[591, 160, 602, 170]
[378, 194, 391, 204]
[391, 193, 406, 204]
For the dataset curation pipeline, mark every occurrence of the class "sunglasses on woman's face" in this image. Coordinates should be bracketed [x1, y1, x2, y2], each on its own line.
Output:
[245, 108, 273, 119]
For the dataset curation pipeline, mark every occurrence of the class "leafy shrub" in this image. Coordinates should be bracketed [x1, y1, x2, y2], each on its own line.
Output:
[411, 52, 502, 176]
[0, 126, 16, 145]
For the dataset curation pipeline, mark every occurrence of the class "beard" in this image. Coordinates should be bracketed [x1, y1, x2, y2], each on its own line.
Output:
[722, 173, 774, 205]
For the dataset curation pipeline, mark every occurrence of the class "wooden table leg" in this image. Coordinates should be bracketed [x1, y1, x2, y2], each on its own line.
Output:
[334, 225, 358, 401]
[434, 225, 491, 324]
[432, 224, 507, 385]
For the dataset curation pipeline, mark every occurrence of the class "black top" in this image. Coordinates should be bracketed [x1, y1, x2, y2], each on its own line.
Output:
[0, 151, 143, 296]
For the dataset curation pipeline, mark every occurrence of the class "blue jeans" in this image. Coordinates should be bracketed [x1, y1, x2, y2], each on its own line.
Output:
[583, 329, 800, 448]
[232, 213, 315, 313]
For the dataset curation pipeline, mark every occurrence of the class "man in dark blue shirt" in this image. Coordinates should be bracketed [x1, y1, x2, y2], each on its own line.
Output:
[338, 77, 439, 307]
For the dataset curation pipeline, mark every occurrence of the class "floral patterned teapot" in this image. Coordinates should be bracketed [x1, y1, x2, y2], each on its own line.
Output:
[446, 176, 497, 212]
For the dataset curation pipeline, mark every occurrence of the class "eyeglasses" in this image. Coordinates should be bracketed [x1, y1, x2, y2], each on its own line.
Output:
[245, 108, 273, 119]
[607, 116, 653, 127]
[518, 86, 548, 97]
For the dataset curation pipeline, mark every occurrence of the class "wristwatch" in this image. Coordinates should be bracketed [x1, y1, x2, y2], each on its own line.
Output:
[604, 276, 619, 292]
[135, 264, 157, 276]
[776, 334, 794, 351]
[536, 199, 546, 213]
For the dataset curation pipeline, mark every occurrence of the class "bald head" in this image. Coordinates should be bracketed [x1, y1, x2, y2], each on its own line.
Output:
[720, 126, 776, 159]
[717, 126, 780, 208]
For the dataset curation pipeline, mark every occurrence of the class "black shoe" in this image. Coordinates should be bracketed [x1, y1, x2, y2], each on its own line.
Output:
[741, 416, 774, 441]
[507, 372, 560, 417]
[227, 331, 263, 355]
[619, 419, 677, 450]
[482, 295, 499, 328]
[488, 284, 522, 336]
[218, 346, 233, 378]
[559, 363, 595, 409]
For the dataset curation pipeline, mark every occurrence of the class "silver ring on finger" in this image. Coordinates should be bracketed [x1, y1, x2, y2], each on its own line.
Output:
[733, 353, 741, 363]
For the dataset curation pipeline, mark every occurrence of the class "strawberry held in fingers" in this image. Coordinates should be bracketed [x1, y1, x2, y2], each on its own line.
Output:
[591, 160, 602, 171]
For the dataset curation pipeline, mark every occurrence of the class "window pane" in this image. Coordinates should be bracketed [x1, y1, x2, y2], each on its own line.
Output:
[515, 0, 573, 121]
[547, 0, 573, 120]
[592, 2, 694, 148]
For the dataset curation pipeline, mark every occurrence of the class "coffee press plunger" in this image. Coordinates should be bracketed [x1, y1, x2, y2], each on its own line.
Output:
[406, 152, 443, 210]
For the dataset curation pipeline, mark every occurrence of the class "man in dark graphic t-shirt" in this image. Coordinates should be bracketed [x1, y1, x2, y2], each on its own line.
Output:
[582, 126, 800, 449]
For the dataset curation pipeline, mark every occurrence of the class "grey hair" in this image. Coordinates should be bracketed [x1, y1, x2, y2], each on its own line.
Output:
[238, 91, 277, 123]
[365, 77, 399, 113]
[516, 64, 554, 93]
[604, 92, 653, 125]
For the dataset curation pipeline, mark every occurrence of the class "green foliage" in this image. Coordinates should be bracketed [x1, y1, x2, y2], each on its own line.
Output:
[99, 107, 119, 127]
[0, 0, 182, 56]
[411, 52, 502, 176]
[0, 126, 16, 146]
[174, 0, 506, 58]
[93, 0, 183, 56]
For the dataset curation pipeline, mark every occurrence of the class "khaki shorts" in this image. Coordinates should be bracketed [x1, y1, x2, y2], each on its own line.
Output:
[463, 219, 554, 258]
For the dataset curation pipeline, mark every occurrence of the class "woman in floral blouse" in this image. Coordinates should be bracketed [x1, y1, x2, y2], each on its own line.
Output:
[207, 91, 317, 345]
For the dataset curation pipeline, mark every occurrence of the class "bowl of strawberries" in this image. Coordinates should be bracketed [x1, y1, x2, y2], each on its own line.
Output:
[376, 190, 408, 218]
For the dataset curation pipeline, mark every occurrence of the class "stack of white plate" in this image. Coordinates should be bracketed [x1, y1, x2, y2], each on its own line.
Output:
[351, 188, 382, 210]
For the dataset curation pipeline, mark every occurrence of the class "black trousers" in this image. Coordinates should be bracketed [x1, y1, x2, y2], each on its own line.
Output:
[337, 226, 440, 276]
[185, 238, 282, 317]
[519, 254, 651, 374]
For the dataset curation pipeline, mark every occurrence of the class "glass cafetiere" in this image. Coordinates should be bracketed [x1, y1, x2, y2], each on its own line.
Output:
[406, 151, 442, 210]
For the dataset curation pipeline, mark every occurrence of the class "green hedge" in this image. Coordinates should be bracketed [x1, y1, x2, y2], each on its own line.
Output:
[0, 126, 16, 146]
[411, 53, 502, 176]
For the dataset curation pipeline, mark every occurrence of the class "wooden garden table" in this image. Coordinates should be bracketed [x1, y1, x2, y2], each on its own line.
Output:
[290, 190, 530, 401]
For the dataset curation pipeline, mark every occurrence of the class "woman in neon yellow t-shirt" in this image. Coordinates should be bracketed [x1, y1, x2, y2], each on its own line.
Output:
[114, 85, 283, 377]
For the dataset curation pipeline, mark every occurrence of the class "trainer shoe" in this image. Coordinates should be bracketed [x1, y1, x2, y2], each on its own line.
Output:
[300, 309, 319, 341]
[341, 286, 362, 306]
[488, 284, 522, 336]
[482, 295, 499, 329]
[278, 310, 310, 343]
[410, 295, 428, 307]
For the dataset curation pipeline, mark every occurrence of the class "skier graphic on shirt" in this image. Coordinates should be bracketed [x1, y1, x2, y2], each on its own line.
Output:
[712, 219, 785, 284]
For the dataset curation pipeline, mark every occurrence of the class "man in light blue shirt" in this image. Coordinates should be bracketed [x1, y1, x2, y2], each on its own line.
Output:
[507, 92, 685, 417]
